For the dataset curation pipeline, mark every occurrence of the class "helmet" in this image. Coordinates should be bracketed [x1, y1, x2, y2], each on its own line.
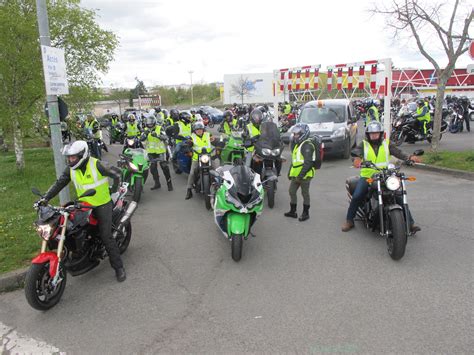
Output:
[170, 109, 179, 120]
[162, 109, 169, 118]
[364, 98, 373, 108]
[128, 113, 136, 122]
[190, 109, 196, 114]
[145, 116, 156, 129]
[179, 111, 191, 124]
[250, 109, 263, 126]
[290, 123, 310, 145]
[154, 106, 162, 113]
[416, 99, 424, 106]
[193, 121, 205, 132]
[155, 115, 164, 126]
[62, 140, 89, 170]
[373, 99, 380, 106]
[365, 121, 383, 144]
[111, 113, 118, 119]
[223, 110, 233, 121]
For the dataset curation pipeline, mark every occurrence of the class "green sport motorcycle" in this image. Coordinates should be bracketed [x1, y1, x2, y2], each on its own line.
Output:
[211, 165, 276, 262]
[119, 138, 150, 203]
[217, 131, 250, 166]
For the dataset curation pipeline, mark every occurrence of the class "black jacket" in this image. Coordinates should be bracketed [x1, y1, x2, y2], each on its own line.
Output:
[44, 158, 120, 202]
[290, 140, 315, 179]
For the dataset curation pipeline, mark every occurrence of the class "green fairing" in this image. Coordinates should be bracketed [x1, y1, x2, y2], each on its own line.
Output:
[220, 133, 246, 164]
[227, 213, 250, 236]
[122, 148, 150, 187]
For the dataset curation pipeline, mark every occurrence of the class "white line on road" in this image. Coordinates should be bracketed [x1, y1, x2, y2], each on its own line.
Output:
[1, 321, 61, 354]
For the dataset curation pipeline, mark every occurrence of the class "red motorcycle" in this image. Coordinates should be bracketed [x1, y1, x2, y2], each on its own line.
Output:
[25, 183, 137, 311]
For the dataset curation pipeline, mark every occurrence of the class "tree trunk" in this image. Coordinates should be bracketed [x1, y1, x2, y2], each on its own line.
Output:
[430, 70, 453, 153]
[13, 118, 25, 170]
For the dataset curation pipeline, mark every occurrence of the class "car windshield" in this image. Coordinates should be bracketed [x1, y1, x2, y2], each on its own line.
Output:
[299, 106, 345, 124]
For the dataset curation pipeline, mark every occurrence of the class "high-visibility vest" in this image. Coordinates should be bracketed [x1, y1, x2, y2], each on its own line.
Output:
[223, 119, 237, 135]
[416, 106, 431, 122]
[289, 140, 315, 179]
[367, 106, 380, 122]
[71, 157, 111, 206]
[361, 139, 390, 178]
[284, 104, 291, 115]
[111, 117, 118, 126]
[191, 132, 212, 161]
[85, 120, 101, 139]
[145, 126, 166, 154]
[177, 121, 192, 143]
[246, 123, 260, 152]
[126, 122, 139, 137]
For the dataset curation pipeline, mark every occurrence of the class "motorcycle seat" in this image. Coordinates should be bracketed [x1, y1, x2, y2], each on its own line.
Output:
[345, 176, 360, 196]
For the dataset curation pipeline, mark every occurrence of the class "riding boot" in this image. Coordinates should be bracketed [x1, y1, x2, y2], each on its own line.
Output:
[298, 205, 310, 222]
[161, 164, 173, 191]
[151, 178, 161, 190]
[185, 188, 193, 200]
[167, 181, 174, 191]
[284, 203, 298, 218]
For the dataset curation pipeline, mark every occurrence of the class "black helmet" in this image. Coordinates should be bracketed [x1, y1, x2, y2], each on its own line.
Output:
[223, 110, 233, 121]
[170, 109, 179, 120]
[111, 113, 118, 119]
[154, 106, 162, 113]
[145, 116, 156, 129]
[179, 111, 191, 124]
[190, 109, 196, 114]
[364, 98, 373, 108]
[416, 99, 424, 106]
[162, 109, 169, 118]
[290, 123, 310, 145]
[193, 121, 205, 132]
[250, 109, 263, 126]
[365, 121, 383, 144]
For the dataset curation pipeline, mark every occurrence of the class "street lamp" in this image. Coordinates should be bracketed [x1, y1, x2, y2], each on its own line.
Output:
[188, 70, 194, 105]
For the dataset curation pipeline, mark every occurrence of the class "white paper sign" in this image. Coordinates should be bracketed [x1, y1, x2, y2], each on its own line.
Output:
[41, 45, 69, 95]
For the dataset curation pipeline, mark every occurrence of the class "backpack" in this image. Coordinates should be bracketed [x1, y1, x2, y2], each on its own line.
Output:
[308, 135, 323, 169]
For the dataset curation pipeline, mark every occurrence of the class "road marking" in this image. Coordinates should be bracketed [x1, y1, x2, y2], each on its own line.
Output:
[1, 321, 60, 354]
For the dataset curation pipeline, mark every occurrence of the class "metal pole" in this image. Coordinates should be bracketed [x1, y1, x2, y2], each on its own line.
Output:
[36, 0, 69, 204]
[383, 58, 393, 136]
[189, 71, 194, 105]
[273, 70, 279, 123]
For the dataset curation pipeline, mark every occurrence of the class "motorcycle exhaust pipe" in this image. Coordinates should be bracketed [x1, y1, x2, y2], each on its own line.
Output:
[119, 201, 138, 226]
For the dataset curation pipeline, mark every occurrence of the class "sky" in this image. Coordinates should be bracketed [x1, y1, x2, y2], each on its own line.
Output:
[80, 0, 473, 89]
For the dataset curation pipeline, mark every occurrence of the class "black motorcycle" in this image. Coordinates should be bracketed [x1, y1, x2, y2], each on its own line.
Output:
[83, 128, 102, 159]
[345, 151, 423, 261]
[192, 147, 214, 210]
[252, 121, 283, 208]
[448, 103, 464, 134]
[391, 112, 447, 146]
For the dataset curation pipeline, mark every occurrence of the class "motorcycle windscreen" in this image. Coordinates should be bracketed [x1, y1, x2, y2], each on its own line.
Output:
[255, 121, 281, 150]
[229, 165, 256, 204]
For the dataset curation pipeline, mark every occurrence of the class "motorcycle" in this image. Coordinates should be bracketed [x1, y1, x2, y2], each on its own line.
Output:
[60, 122, 71, 143]
[252, 121, 283, 208]
[110, 121, 126, 145]
[192, 147, 214, 210]
[25, 184, 137, 310]
[83, 128, 102, 159]
[211, 165, 275, 262]
[216, 130, 249, 166]
[345, 150, 423, 261]
[448, 104, 464, 134]
[119, 138, 150, 203]
[172, 137, 192, 175]
[391, 113, 447, 146]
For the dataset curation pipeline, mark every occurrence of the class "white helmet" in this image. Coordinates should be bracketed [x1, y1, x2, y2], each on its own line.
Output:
[62, 140, 89, 170]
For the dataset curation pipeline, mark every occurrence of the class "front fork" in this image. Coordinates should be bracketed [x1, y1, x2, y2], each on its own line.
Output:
[401, 180, 411, 235]
[53, 212, 68, 285]
[377, 180, 385, 236]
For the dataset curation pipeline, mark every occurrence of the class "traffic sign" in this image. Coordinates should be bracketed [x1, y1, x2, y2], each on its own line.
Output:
[41, 45, 69, 95]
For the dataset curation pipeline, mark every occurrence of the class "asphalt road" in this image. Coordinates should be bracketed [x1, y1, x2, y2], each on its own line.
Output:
[0, 135, 472, 353]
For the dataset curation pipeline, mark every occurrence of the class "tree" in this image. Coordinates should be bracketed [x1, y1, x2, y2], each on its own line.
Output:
[372, 0, 473, 152]
[231, 76, 254, 104]
[0, 0, 118, 170]
[108, 88, 130, 115]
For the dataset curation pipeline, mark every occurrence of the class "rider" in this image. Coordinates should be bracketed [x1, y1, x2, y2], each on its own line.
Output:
[365, 98, 380, 124]
[221, 110, 237, 135]
[185, 122, 219, 200]
[141, 116, 174, 191]
[169, 108, 180, 125]
[41, 141, 126, 282]
[412, 99, 431, 137]
[341, 121, 422, 233]
[83, 114, 101, 140]
[110, 113, 119, 126]
[172, 111, 193, 161]
[162, 109, 172, 126]
[283, 101, 292, 115]
[190, 109, 198, 123]
[154, 106, 165, 122]
[126, 114, 141, 138]
[284, 123, 316, 222]
[243, 109, 263, 165]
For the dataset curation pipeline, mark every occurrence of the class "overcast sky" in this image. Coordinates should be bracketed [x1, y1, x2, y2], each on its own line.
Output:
[80, 0, 472, 89]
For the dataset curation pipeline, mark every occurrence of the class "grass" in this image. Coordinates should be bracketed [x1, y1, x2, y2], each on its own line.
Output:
[0, 148, 62, 273]
[424, 150, 474, 172]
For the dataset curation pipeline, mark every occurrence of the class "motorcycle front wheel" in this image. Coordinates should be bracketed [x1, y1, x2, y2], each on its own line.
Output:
[202, 174, 212, 210]
[231, 234, 243, 262]
[391, 130, 405, 146]
[267, 180, 275, 208]
[25, 262, 67, 311]
[387, 209, 407, 261]
[116, 221, 132, 254]
[132, 176, 143, 203]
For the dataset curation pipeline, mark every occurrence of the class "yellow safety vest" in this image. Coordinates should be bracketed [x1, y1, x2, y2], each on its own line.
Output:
[416, 106, 431, 122]
[126, 122, 139, 137]
[284, 104, 291, 115]
[246, 123, 260, 152]
[145, 126, 166, 154]
[223, 119, 237, 135]
[177, 121, 192, 143]
[85, 120, 101, 139]
[367, 106, 380, 122]
[289, 140, 315, 179]
[191, 132, 212, 161]
[71, 158, 111, 206]
[361, 139, 390, 178]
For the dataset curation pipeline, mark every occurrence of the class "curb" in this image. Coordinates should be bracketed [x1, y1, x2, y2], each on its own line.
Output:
[408, 163, 474, 181]
[0, 268, 28, 293]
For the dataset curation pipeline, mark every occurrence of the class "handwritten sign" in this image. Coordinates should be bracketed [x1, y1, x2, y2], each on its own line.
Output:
[41, 45, 69, 95]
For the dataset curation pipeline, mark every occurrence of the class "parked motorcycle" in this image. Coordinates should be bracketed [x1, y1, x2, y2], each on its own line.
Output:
[110, 121, 126, 145]
[211, 165, 274, 262]
[391, 113, 447, 146]
[216, 130, 249, 166]
[25, 184, 137, 310]
[345, 150, 423, 261]
[192, 147, 214, 210]
[119, 139, 150, 203]
[172, 137, 192, 174]
[252, 121, 283, 208]
[448, 103, 465, 134]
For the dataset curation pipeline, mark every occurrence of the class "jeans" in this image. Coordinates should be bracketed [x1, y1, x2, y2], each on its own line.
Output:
[187, 159, 219, 189]
[346, 177, 414, 225]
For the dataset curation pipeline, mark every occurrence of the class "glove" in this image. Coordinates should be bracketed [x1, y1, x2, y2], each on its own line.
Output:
[34, 198, 48, 209]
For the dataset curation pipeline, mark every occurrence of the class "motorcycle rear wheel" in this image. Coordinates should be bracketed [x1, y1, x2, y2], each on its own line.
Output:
[25, 262, 67, 311]
[391, 130, 405, 146]
[387, 209, 407, 261]
[231, 234, 243, 262]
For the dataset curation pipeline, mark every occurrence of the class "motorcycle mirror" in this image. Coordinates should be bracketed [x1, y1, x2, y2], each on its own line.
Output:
[210, 170, 220, 178]
[31, 187, 42, 196]
[78, 189, 96, 199]
[413, 149, 424, 156]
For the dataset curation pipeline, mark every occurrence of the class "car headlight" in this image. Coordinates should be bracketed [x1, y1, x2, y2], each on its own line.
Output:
[128, 162, 139, 171]
[331, 127, 346, 138]
[200, 154, 210, 164]
[262, 148, 272, 156]
[36, 224, 52, 240]
[127, 139, 135, 146]
[271, 148, 281, 156]
[385, 176, 401, 191]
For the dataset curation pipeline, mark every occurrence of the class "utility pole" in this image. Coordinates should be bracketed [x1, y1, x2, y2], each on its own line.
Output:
[188, 70, 194, 105]
[36, 0, 70, 203]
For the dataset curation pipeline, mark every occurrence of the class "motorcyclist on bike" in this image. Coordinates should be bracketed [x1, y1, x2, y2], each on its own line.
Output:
[412, 99, 431, 138]
[169, 108, 180, 125]
[364, 98, 380, 124]
[341, 121, 422, 233]
[243, 108, 263, 165]
[110, 113, 119, 126]
[185, 122, 219, 200]
[83, 114, 101, 139]
[40, 141, 126, 282]
[220, 110, 237, 135]
[126, 114, 141, 138]
[172, 111, 193, 162]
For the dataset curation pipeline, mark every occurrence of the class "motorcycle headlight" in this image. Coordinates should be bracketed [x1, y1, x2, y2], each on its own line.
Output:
[395, 121, 402, 127]
[385, 176, 401, 191]
[127, 139, 135, 146]
[331, 127, 346, 138]
[262, 148, 272, 156]
[36, 224, 52, 240]
[271, 148, 281, 156]
[200, 154, 210, 164]
[128, 162, 139, 172]
[226, 192, 243, 209]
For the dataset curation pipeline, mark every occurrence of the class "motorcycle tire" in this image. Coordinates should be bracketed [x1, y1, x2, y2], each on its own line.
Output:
[132, 177, 143, 203]
[231, 234, 243, 262]
[202, 174, 212, 210]
[267, 180, 275, 209]
[117, 221, 132, 254]
[387, 209, 407, 261]
[208, 121, 215, 128]
[25, 262, 67, 311]
[341, 140, 351, 159]
[391, 130, 405, 146]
